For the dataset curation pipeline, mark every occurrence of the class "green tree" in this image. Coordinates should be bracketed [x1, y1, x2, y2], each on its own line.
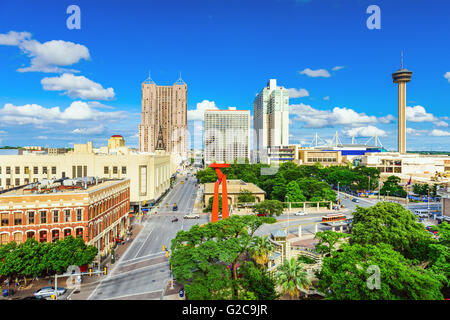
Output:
[274, 257, 311, 299]
[351, 202, 433, 260]
[427, 222, 450, 288]
[270, 175, 287, 201]
[170, 215, 276, 300]
[314, 231, 345, 257]
[249, 236, 275, 269]
[46, 236, 97, 274]
[317, 243, 443, 300]
[285, 181, 306, 203]
[380, 176, 407, 198]
[253, 200, 284, 217]
[237, 189, 256, 203]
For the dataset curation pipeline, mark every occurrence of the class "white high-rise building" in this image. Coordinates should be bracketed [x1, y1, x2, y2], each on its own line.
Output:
[253, 79, 290, 163]
[204, 108, 250, 165]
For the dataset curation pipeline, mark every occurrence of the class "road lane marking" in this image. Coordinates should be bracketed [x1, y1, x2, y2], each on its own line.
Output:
[103, 289, 164, 300]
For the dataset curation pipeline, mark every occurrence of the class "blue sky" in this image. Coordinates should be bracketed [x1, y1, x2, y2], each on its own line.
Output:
[0, 0, 449, 151]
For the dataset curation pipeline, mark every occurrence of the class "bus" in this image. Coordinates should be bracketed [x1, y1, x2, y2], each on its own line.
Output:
[321, 213, 347, 225]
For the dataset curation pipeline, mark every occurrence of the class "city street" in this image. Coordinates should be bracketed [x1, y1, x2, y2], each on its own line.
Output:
[88, 174, 207, 300]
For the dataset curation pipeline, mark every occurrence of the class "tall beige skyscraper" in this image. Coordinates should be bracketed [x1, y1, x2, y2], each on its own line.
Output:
[392, 54, 412, 154]
[139, 74, 188, 161]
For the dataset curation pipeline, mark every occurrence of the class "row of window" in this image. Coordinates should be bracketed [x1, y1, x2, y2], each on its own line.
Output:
[0, 209, 83, 226]
[104, 166, 127, 174]
[307, 158, 338, 163]
[0, 166, 57, 175]
[0, 228, 83, 244]
[89, 190, 129, 220]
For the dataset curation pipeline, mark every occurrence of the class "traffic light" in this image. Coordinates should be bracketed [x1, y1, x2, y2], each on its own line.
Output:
[166, 251, 169, 258]
[104, 267, 107, 275]
[162, 245, 166, 251]
[89, 268, 92, 276]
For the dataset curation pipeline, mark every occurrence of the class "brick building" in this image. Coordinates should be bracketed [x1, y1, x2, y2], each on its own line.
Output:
[0, 177, 130, 257]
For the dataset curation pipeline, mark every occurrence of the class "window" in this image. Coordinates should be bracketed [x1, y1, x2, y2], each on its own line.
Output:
[0, 167, 1, 174]
[1, 213, 9, 226]
[33, 166, 38, 174]
[113, 166, 118, 174]
[76, 209, 82, 222]
[15, 178, 20, 186]
[14, 233, 22, 244]
[40, 211, 47, 224]
[24, 178, 29, 184]
[15, 166, 20, 174]
[51, 167, 56, 175]
[0, 234, 8, 245]
[53, 210, 59, 223]
[122, 166, 126, 174]
[6, 167, 10, 174]
[28, 211, 35, 224]
[104, 166, 109, 174]
[14, 213, 22, 225]
[24, 167, 29, 174]
[64, 209, 71, 222]
[6, 178, 10, 186]
[42, 167, 47, 174]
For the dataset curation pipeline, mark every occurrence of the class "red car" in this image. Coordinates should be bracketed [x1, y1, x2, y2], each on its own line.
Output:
[256, 213, 267, 217]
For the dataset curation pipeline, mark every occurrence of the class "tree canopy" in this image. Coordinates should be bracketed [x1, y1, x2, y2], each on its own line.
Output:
[317, 242, 444, 300]
[351, 202, 433, 260]
[170, 215, 277, 300]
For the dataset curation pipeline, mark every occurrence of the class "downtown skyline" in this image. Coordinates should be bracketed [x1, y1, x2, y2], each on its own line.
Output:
[0, 0, 449, 151]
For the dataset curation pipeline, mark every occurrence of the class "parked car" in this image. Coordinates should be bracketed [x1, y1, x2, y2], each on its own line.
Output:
[352, 198, 359, 203]
[184, 213, 200, 219]
[33, 286, 66, 299]
[294, 211, 307, 216]
[256, 213, 267, 217]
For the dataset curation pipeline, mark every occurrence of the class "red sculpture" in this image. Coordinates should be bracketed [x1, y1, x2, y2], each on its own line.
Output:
[209, 163, 230, 223]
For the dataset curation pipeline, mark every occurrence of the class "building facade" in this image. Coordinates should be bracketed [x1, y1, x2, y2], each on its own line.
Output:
[139, 76, 188, 163]
[204, 108, 250, 165]
[203, 180, 265, 208]
[253, 79, 290, 162]
[0, 142, 174, 208]
[0, 178, 130, 257]
[361, 152, 450, 179]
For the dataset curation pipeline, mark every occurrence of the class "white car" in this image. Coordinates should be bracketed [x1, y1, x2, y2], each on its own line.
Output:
[33, 286, 66, 299]
[184, 213, 200, 219]
[294, 211, 307, 216]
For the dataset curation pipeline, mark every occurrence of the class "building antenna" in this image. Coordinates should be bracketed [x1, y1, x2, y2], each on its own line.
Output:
[401, 50, 403, 69]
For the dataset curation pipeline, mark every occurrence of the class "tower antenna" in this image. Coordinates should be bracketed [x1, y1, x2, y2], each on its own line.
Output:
[401, 50, 403, 69]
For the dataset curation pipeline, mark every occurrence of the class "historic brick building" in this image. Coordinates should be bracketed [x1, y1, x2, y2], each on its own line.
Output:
[0, 178, 130, 257]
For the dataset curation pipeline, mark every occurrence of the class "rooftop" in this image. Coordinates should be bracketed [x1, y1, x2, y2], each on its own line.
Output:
[203, 179, 265, 194]
[0, 177, 128, 197]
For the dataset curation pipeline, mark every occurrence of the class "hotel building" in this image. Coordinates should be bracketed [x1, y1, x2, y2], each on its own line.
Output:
[204, 108, 250, 165]
[139, 75, 188, 163]
[253, 79, 290, 162]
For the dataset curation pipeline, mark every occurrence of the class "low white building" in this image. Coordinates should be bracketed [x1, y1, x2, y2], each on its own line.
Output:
[361, 152, 450, 181]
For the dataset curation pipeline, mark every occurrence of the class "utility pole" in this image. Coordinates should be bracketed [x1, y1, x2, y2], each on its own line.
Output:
[285, 195, 290, 231]
[337, 182, 340, 206]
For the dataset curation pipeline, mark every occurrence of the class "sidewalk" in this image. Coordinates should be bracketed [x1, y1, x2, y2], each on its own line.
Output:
[68, 219, 145, 300]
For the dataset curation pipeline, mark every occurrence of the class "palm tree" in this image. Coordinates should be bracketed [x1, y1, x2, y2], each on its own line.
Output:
[249, 236, 275, 269]
[274, 257, 311, 299]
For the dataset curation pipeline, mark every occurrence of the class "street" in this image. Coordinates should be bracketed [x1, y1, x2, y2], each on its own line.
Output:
[88, 174, 207, 300]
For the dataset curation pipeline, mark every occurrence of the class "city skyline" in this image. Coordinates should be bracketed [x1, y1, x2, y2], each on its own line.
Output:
[0, 0, 449, 151]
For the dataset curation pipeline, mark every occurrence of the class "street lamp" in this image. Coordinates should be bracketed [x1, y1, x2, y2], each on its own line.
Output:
[285, 195, 290, 230]
[337, 182, 340, 205]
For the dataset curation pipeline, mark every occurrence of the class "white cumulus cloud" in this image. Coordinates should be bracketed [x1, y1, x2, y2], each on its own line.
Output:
[187, 100, 218, 121]
[379, 114, 395, 124]
[343, 126, 387, 138]
[406, 105, 437, 122]
[72, 125, 105, 135]
[287, 88, 309, 98]
[0, 101, 126, 125]
[41, 73, 115, 100]
[290, 103, 377, 128]
[434, 120, 448, 127]
[332, 66, 344, 71]
[430, 129, 450, 137]
[0, 30, 90, 73]
[299, 68, 331, 78]
[444, 72, 450, 83]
